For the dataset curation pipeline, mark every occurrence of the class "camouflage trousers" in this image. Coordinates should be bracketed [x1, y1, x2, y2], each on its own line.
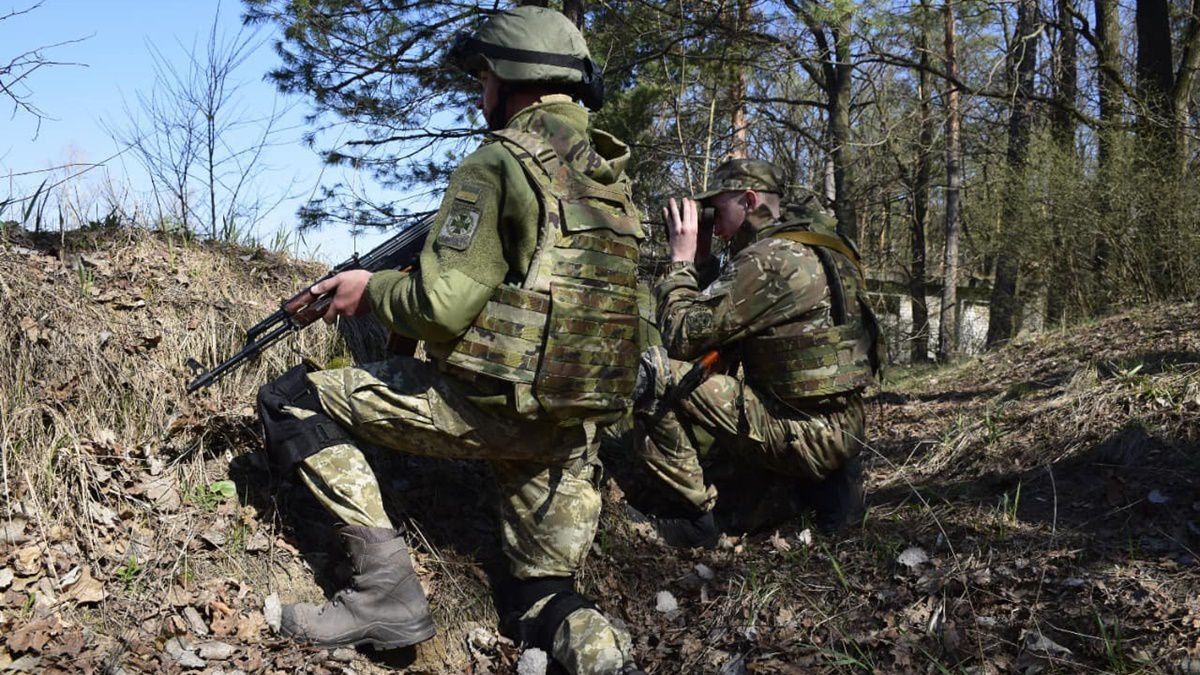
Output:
[634, 347, 865, 514]
[285, 356, 631, 674]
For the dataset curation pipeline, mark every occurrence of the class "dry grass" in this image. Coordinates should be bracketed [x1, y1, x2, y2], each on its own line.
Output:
[0, 226, 495, 672]
[2, 226, 1198, 673]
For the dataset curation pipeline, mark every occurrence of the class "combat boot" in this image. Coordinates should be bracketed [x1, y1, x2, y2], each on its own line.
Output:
[797, 455, 865, 534]
[624, 504, 720, 549]
[281, 525, 435, 649]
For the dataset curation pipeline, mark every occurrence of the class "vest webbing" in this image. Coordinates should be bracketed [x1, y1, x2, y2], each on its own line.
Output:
[429, 126, 642, 421]
[769, 230, 865, 280]
[738, 228, 875, 400]
[741, 322, 875, 397]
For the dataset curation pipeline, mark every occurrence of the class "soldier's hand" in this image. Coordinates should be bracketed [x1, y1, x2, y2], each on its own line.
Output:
[313, 270, 374, 324]
[663, 197, 699, 263]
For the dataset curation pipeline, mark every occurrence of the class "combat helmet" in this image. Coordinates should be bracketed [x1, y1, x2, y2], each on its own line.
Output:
[448, 6, 605, 110]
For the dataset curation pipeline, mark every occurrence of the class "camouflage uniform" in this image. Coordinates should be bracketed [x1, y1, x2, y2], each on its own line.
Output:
[635, 160, 878, 523]
[267, 14, 641, 668]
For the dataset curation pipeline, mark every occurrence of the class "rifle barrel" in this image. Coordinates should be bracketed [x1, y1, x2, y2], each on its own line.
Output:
[245, 308, 288, 342]
[185, 212, 435, 394]
[186, 321, 293, 393]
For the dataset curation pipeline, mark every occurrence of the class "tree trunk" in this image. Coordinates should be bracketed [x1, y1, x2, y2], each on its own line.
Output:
[207, 115, 217, 239]
[1050, 0, 1078, 149]
[796, 4, 857, 240]
[937, 0, 962, 361]
[910, 0, 934, 362]
[730, 69, 749, 159]
[1095, 0, 1122, 155]
[1135, 0, 1176, 156]
[986, 0, 1038, 348]
[1134, 0, 1178, 294]
[1045, 0, 1078, 327]
[1172, 0, 1200, 151]
[829, 18, 857, 242]
[1047, 0, 1078, 326]
[823, 154, 836, 205]
[1092, 0, 1121, 312]
[729, 0, 751, 159]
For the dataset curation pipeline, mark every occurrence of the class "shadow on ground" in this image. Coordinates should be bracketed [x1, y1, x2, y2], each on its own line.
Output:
[870, 422, 1200, 562]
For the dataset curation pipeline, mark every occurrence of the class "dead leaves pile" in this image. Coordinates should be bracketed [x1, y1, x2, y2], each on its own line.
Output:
[1, 515, 104, 672]
[0, 443, 350, 673]
[603, 510, 1199, 673]
[0, 230, 347, 672]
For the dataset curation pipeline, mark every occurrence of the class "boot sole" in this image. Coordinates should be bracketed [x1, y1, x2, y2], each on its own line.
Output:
[292, 617, 437, 651]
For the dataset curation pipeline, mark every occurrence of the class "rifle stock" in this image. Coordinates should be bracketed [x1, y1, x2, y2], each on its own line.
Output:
[645, 350, 720, 421]
[186, 214, 436, 393]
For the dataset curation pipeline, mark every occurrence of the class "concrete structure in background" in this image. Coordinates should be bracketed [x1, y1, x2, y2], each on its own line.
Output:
[869, 273, 1047, 363]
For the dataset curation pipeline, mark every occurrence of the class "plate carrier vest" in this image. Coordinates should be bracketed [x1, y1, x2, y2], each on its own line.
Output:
[427, 128, 644, 421]
[739, 227, 882, 400]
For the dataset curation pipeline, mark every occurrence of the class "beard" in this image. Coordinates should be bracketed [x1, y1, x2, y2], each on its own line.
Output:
[486, 107, 507, 131]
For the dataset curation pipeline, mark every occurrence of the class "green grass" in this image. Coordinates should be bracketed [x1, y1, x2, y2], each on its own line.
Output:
[1096, 613, 1132, 673]
[186, 480, 238, 511]
[115, 556, 142, 591]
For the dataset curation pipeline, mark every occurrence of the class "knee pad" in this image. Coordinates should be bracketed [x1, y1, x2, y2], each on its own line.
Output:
[496, 575, 597, 652]
[257, 364, 353, 475]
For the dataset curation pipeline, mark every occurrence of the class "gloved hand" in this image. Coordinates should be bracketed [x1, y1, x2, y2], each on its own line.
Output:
[631, 347, 671, 415]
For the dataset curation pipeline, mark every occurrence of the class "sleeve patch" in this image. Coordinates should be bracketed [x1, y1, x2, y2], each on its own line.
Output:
[685, 309, 714, 335]
[436, 181, 487, 251]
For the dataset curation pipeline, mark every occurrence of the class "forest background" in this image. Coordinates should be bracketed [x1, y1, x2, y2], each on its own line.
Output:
[5, 0, 1200, 358]
[4, 1, 1200, 671]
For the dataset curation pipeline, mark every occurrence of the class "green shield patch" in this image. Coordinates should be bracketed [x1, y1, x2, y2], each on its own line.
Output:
[437, 181, 487, 251]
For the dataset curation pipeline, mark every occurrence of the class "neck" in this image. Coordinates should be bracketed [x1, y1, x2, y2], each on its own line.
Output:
[494, 88, 565, 128]
[507, 91, 547, 116]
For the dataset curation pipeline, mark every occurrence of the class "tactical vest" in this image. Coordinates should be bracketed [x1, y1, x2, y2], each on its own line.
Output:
[427, 128, 643, 421]
[740, 227, 882, 400]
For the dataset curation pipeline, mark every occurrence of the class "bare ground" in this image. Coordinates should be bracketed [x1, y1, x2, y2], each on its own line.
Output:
[1, 227, 1198, 674]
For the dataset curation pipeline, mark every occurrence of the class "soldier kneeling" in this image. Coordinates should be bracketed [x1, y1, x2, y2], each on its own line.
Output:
[628, 159, 884, 548]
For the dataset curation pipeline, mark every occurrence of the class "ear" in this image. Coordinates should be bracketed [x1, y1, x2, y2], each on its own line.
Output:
[743, 190, 760, 210]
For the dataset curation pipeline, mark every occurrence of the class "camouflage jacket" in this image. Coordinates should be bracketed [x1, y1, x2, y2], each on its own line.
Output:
[653, 205, 837, 365]
[365, 95, 637, 413]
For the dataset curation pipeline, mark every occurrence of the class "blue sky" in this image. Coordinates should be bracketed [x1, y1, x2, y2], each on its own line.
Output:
[0, 0, 411, 261]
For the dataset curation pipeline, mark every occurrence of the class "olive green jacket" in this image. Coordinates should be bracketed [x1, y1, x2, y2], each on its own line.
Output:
[365, 94, 633, 346]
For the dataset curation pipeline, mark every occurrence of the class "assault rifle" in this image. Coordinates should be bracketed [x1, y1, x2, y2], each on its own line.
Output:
[185, 214, 436, 393]
[644, 350, 721, 421]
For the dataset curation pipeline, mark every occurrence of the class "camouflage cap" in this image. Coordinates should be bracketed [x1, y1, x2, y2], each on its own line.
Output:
[693, 159, 785, 200]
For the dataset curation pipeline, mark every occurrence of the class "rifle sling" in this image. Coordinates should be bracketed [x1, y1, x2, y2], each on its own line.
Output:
[810, 245, 849, 326]
[770, 230, 865, 280]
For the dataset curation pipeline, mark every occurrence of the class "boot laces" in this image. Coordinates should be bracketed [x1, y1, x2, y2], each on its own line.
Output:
[318, 585, 360, 614]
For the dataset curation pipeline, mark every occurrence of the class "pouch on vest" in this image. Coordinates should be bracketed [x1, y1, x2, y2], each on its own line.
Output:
[527, 134, 642, 421]
[741, 228, 882, 399]
[431, 126, 643, 423]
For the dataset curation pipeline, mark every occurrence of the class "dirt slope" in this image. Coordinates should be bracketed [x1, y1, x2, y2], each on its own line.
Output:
[597, 307, 1200, 673]
[1, 227, 1198, 673]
